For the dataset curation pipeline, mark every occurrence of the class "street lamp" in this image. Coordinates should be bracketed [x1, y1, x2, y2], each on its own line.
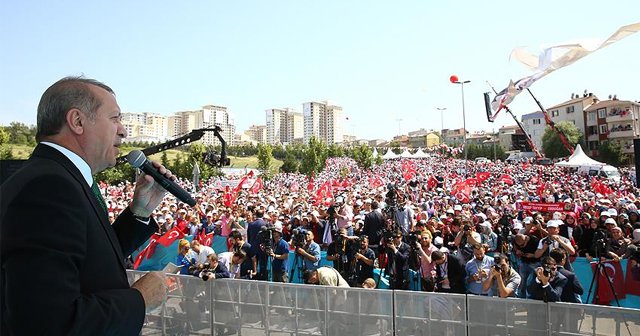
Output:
[436, 107, 447, 156]
[450, 75, 470, 163]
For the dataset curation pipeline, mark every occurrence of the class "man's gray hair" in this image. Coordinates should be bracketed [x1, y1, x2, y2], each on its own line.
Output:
[36, 76, 114, 141]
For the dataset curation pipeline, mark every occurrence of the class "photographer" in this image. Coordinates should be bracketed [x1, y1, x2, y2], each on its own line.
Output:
[549, 248, 583, 303]
[534, 220, 576, 271]
[333, 196, 355, 236]
[385, 230, 411, 290]
[294, 230, 321, 271]
[266, 226, 290, 282]
[392, 194, 415, 236]
[196, 253, 231, 280]
[482, 253, 520, 298]
[453, 219, 482, 263]
[230, 230, 256, 279]
[304, 267, 350, 287]
[513, 233, 541, 299]
[352, 235, 375, 287]
[326, 228, 356, 277]
[362, 201, 385, 252]
[417, 231, 439, 291]
[527, 256, 567, 302]
[465, 244, 494, 296]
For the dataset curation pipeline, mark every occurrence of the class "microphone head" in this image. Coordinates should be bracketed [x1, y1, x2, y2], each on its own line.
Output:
[127, 150, 147, 168]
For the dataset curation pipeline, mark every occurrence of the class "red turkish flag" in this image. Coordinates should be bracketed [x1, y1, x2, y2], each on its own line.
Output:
[537, 182, 546, 198]
[403, 171, 416, 181]
[476, 172, 490, 184]
[156, 227, 185, 247]
[500, 174, 514, 185]
[427, 175, 438, 190]
[249, 177, 263, 194]
[624, 261, 640, 296]
[133, 249, 146, 269]
[590, 261, 625, 305]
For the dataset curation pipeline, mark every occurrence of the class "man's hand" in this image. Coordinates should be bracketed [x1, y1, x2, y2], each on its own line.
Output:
[535, 267, 550, 285]
[131, 271, 168, 312]
[354, 252, 363, 260]
[131, 161, 174, 217]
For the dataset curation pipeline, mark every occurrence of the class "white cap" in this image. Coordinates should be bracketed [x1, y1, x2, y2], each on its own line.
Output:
[604, 218, 617, 225]
[608, 208, 618, 217]
[546, 220, 561, 228]
[454, 205, 462, 211]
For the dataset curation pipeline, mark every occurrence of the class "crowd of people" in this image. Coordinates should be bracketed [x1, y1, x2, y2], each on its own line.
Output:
[101, 155, 640, 303]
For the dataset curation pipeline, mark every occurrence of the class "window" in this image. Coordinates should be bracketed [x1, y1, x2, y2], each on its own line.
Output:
[588, 112, 596, 121]
[598, 108, 606, 119]
[533, 119, 541, 125]
[551, 110, 559, 117]
[566, 106, 575, 113]
[588, 126, 598, 136]
[600, 125, 608, 134]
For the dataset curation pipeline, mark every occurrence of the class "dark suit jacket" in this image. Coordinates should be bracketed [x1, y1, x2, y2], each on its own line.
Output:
[362, 211, 384, 245]
[557, 266, 584, 303]
[1, 144, 157, 335]
[385, 242, 411, 289]
[436, 253, 467, 294]
[527, 271, 568, 302]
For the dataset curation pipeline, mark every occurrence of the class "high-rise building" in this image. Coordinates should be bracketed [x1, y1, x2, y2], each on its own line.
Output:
[121, 112, 168, 142]
[169, 105, 236, 147]
[246, 125, 267, 144]
[266, 108, 303, 145]
[302, 101, 343, 144]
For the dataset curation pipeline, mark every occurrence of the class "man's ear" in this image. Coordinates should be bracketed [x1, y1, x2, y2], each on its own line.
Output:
[66, 108, 85, 135]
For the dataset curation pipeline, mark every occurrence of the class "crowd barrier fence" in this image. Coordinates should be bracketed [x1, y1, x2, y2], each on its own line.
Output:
[127, 271, 640, 336]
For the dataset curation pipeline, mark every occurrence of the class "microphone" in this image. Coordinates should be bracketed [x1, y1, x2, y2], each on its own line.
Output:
[127, 150, 196, 206]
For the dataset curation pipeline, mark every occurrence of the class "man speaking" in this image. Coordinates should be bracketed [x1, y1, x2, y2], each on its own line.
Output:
[1, 77, 171, 335]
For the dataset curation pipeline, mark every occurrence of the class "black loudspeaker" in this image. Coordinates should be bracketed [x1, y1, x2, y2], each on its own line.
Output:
[484, 92, 494, 122]
[635, 138, 640, 187]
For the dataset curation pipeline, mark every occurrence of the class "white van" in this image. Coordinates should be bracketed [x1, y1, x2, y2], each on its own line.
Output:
[577, 165, 621, 182]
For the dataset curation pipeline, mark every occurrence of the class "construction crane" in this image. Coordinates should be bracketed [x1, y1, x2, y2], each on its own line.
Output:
[115, 126, 231, 167]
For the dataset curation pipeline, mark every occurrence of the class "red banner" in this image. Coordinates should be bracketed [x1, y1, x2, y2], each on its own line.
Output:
[591, 261, 625, 304]
[516, 202, 573, 212]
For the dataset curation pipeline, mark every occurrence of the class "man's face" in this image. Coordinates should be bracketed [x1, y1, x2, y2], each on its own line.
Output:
[305, 231, 314, 243]
[80, 85, 126, 174]
[420, 234, 432, 247]
[231, 256, 245, 265]
[497, 259, 509, 274]
[547, 226, 559, 235]
[191, 243, 201, 253]
[360, 237, 369, 249]
[473, 246, 485, 260]
[307, 271, 319, 284]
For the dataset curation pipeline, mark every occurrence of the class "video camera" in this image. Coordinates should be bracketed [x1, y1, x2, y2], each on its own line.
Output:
[291, 227, 308, 247]
[407, 231, 421, 248]
[258, 226, 276, 251]
[628, 244, 640, 263]
[198, 262, 215, 281]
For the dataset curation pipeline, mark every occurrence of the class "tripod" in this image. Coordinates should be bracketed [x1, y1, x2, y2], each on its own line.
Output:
[289, 252, 305, 283]
[582, 243, 632, 335]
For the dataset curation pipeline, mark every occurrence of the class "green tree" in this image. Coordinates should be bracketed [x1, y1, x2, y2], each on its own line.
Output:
[597, 141, 629, 166]
[160, 151, 170, 168]
[0, 145, 14, 159]
[300, 137, 326, 175]
[280, 151, 299, 173]
[327, 143, 344, 158]
[541, 122, 583, 159]
[188, 143, 219, 181]
[257, 143, 273, 173]
[0, 127, 9, 145]
[7, 122, 34, 145]
[350, 144, 374, 169]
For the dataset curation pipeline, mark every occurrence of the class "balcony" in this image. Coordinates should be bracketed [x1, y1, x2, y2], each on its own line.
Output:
[623, 145, 635, 154]
[607, 129, 636, 139]
[606, 110, 634, 122]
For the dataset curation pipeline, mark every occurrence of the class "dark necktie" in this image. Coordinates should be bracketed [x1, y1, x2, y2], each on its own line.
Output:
[91, 181, 108, 215]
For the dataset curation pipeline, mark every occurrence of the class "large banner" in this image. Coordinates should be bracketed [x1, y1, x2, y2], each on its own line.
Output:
[516, 202, 573, 212]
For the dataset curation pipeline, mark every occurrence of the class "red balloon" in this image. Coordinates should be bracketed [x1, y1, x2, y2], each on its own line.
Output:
[449, 75, 459, 83]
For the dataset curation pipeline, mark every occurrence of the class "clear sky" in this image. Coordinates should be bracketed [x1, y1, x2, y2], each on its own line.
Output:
[1, 1, 639, 141]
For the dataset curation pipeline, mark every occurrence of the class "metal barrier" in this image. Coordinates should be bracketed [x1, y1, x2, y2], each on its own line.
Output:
[127, 271, 640, 336]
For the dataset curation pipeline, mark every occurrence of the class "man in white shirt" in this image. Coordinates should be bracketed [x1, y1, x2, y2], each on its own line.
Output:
[191, 240, 215, 265]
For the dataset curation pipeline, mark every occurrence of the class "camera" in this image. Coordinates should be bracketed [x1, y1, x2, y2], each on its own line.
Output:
[541, 237, 551, 245]
[407, 231, 420, 247]
[542, 265, 552, 277]
[258, 226, 275, 250]
[493, 264, 501, 272]
[463, 224, 471, 232]
[327, 205, 337, 217]
[291, 227, 307, 247]
[197, 262, 214, 281]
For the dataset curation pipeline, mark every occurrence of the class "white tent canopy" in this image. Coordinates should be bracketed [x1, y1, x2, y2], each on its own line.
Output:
[400, 148, 413, 158]
[412, 148, 429, 159]
[555, 144, 606, 168]
[372, 147, 379, 158]
[382, 148, 398, 160]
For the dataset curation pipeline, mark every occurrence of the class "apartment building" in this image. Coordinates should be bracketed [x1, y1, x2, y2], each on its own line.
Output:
[266, 108, 303, 145]
[521, 111, 545, 150]
[303, 101, 343, 144]
[584, 98, 640, 160]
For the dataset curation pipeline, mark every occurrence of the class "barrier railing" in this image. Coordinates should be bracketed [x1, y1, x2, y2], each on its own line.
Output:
[127, 271, 640, 336]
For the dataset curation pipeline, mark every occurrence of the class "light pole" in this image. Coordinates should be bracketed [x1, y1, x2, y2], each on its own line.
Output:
[436, 107, 447, 156]
[450, 75, 470, 163]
